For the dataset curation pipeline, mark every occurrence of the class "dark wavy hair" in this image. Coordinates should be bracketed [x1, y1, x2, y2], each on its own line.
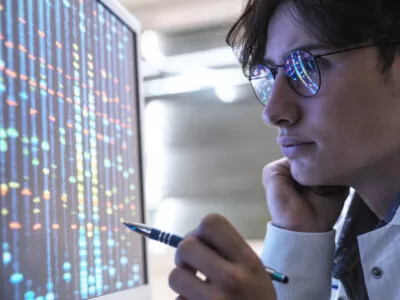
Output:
[226, 0, 400, 78]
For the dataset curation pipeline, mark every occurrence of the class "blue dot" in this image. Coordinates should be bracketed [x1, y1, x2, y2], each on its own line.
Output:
[63, 273, 71, 283]
[88, 286, 96, 295]
[3, 252, 12, 264]
[132, 264, 140, 273]
[3, 242, 9, 250]
[108, 267, 116, 277]
[46, 282, 53, 291]
[127, 280, 134, 287]
[24, 291, 35, 300]
[36, 297, 44, 300]
[20, 92, 28, 100]
[88, 276, 95, 285]
[94, 249, 101, 256]
[63, 262, 71, 272]
[45, 292, 54, 300]
[120, 257, 128, 266]
[116, 281, 122, 289]
[10, 273, 23, 284]
[107, 239, 115, 248]
[93, 239, 101, 247]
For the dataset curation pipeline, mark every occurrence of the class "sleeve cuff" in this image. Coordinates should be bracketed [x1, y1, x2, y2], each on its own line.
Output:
[260, 222, 336, 299]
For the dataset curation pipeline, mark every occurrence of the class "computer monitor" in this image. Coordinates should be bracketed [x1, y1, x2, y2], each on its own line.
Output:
[0, 0, 151, 299]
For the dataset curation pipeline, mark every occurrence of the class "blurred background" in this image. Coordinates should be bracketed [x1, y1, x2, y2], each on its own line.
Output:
[118, 0, 283, 297]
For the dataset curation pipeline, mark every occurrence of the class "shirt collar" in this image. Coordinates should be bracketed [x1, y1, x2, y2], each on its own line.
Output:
[386, 190, 400, 225]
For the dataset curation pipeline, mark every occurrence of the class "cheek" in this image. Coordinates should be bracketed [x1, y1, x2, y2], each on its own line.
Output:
[305, 77, 400, 173]
[310, 77, 381, 142]
[301, 81, 383, 168]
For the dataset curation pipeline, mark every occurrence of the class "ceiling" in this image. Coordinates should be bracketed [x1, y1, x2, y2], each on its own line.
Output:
[119, 0, 244, 32]
[117, 0, 249, 100]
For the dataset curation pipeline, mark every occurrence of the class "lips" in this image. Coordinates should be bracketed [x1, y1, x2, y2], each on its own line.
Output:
[277, 136, 315, 158]
[277, 136, 313, 147]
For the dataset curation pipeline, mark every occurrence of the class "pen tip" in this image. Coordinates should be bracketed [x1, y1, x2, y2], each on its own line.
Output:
[122, 222, 133, 228]
[282, 276, 289, 284]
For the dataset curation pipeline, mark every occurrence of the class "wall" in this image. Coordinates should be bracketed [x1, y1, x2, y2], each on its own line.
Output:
[146, 88, 282, 239]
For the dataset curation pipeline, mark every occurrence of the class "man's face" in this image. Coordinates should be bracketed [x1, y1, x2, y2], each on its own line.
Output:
[262, 5, 400, 186]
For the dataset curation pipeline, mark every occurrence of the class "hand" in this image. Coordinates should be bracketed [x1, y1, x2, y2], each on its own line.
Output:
[168, 214, 276, 300]
[263, 158, 349, 232]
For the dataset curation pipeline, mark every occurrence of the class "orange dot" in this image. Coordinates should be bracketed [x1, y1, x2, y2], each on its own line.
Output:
[10, 222, 22, 230]
[33, 223, 42, 231]
[1, 184, 9, 196]
[43, 191, 51, 200]
[21, 188, 32, 196]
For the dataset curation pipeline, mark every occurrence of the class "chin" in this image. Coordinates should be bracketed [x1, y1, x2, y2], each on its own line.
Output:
[290, 160, 329, 186]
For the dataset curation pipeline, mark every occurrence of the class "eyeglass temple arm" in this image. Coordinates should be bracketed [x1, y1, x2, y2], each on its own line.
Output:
[316, 40, 400, 59]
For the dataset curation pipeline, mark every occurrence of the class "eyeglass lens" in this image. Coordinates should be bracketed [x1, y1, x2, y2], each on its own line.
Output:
[251, 50, 321, 105]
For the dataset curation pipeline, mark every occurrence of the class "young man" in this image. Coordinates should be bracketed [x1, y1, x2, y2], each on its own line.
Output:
[168, 1, 400, 299]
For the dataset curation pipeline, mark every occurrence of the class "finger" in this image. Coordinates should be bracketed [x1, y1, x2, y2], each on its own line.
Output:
[262, 158, 290, 188]
[192, 214, 260, 266]
[175, 253, 197, 275]
[175, 231, 197, 275]
[177, 235, 246, 286]
[169, 267, 220, 300]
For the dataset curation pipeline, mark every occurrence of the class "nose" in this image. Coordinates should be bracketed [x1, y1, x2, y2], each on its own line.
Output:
[262, 72, 302, 127]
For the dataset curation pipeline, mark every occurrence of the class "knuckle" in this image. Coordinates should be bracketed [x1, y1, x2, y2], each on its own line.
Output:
[263, 158, 287, 174]
[263, 162, 278, 182]
[262, 163, 271, 177]
[178, 236, 197, 253]
[263, 161, 279, 177]
[175, 236, 197, 264]
[220, 267, 247, 291]
[199, 213, 225, 234]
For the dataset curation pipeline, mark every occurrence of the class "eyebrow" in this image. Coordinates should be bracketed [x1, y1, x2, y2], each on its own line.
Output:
[263, 43, 328, 66]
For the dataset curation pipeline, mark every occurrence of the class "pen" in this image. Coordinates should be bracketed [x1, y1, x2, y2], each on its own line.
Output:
[123, 221, 289, 284]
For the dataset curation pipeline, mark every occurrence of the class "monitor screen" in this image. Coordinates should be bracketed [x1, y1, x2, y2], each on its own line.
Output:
[0, 0, 148, 299]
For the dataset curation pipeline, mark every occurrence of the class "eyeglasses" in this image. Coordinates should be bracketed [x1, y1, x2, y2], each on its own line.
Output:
[250, 42, 398, 106]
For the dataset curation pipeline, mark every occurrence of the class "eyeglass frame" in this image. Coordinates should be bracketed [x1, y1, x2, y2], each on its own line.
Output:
[250, 40, 400, 105]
